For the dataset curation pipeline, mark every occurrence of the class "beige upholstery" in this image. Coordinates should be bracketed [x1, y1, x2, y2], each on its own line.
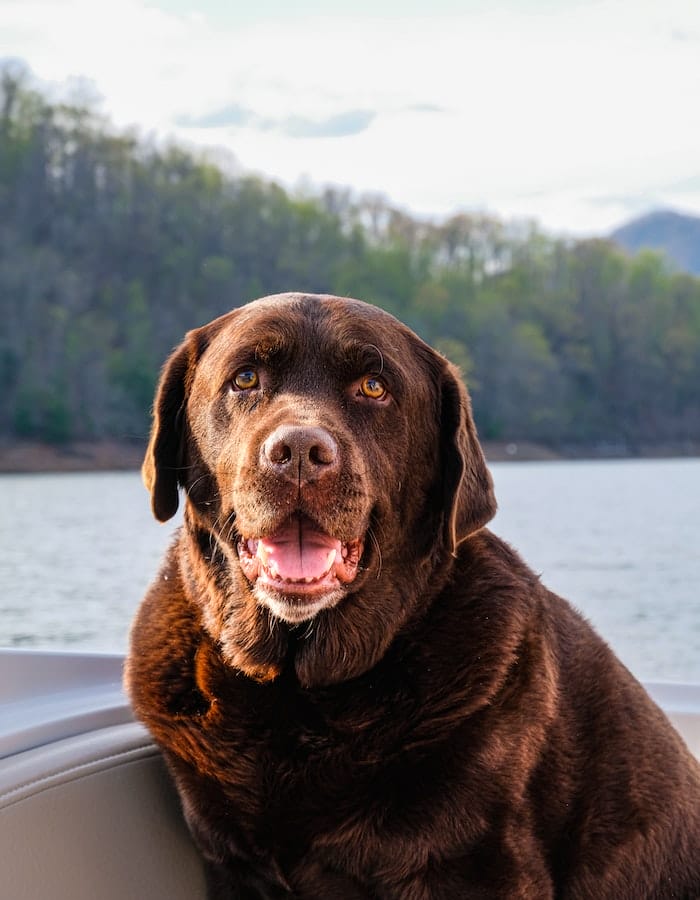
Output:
[0, 721, 206, 900]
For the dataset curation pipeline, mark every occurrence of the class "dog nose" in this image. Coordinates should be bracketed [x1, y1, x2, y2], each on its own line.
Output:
[262, 426, 339, 482]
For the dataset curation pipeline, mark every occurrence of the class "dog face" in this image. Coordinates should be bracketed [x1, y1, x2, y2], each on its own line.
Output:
[143, 293, 495, 685]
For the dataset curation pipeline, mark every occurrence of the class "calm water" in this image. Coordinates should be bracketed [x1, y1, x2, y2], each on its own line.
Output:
[1, 459, 699, 683]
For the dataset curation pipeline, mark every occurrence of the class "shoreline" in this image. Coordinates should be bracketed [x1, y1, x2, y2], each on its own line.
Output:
[0, 439, 698, 473]
[0, 441, 146, 473]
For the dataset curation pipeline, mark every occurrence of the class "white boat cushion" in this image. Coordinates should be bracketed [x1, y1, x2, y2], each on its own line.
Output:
[0, 721, 206, 900]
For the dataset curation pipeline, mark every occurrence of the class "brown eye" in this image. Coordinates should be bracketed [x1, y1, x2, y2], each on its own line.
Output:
[232, 368, 259, 391]
[359, 375, 387, 400]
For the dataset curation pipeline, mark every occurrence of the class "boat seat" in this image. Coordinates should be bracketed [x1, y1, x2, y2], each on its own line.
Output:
[1, 652, 699, 900]
[0, 720, 207, 900]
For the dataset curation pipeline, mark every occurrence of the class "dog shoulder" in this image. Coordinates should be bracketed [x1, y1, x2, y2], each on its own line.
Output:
[125, 536, 210, 726]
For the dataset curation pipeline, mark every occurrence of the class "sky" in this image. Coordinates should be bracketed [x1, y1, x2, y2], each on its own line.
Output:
[2, 0, 700, 236]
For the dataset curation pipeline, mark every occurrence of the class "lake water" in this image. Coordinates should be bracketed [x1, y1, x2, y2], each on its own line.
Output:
[1, 459, 699, 683]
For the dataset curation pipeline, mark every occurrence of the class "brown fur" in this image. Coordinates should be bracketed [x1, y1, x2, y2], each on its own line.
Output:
[126, 293, 700, 899]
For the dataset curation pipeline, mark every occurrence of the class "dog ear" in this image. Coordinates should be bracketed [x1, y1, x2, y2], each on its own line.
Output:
[142, 334, 199, 522]
[439, 360, 497, 552]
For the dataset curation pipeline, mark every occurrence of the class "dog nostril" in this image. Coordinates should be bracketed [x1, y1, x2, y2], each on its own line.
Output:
[265, 438, 293, 465]
[309, 439, 336, 466]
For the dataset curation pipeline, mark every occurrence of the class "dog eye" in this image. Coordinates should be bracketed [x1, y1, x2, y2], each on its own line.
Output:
[358, 376, 387, 400]
[232, 368, 259, 391]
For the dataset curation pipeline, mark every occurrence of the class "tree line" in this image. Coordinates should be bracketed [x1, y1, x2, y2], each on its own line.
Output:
[1, 63, 699, 451]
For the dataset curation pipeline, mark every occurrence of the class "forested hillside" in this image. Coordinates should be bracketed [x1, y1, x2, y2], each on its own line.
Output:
[2, 64, 700, 452]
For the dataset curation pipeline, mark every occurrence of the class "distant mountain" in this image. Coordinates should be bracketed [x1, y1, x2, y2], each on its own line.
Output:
[611, 209, 700, 275]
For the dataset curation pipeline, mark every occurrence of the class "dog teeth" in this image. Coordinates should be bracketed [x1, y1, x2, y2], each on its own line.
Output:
[260, 569, 334, 585]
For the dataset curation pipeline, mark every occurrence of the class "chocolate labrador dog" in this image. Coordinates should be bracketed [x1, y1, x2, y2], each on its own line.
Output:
[126, 293, 700, 899]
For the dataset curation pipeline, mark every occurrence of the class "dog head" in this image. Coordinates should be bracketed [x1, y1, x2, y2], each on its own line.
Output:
[143, 293, 495, 686]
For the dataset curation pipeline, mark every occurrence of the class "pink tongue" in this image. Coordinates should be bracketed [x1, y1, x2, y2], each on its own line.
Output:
[258, 520, 342, 581]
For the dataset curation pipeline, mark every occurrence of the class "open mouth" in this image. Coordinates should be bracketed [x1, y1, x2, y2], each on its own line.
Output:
[237, 515, 364, 621]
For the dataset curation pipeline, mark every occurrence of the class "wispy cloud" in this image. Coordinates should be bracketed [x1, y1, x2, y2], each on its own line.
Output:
[671, 28, 700, 42]
[176, 105, 376, 139]
[404, 102, 447, 114]
[283, 109, 375, 138]
[665, 175, 700, 194]
[590, 173, 700, 211]
[176, 104, 255, 129]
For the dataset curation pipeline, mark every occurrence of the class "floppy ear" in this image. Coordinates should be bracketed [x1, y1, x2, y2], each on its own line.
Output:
[142, 336, 198, 523]
[440, 360, 497, 551]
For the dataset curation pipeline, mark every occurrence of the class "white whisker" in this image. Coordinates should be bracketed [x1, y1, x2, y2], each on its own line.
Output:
[367, 526, 383, 579]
